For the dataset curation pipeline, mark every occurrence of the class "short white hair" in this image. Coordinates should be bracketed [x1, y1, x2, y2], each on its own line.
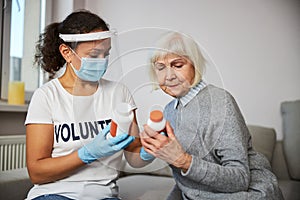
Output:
[149, 32, 206, 88]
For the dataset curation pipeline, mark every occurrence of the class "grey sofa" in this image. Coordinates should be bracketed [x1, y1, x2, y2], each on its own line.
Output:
[0, 100, 299, 200]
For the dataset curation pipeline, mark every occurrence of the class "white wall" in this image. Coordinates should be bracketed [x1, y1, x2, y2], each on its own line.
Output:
[84, 0, 300, 140]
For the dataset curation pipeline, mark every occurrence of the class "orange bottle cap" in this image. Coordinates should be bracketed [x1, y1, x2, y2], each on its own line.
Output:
[150, 110, 163, 122]
[110, 120, 118, 137]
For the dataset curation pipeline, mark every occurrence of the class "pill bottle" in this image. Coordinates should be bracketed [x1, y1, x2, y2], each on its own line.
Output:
[108, 102, 134, 139]
[147, 105, 166, 133]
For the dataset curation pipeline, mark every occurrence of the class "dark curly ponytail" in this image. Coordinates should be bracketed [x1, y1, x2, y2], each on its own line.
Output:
[34, 9, 109, 79]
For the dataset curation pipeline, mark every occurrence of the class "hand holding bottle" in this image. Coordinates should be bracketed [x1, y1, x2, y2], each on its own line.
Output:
[141, 121, 191, 170]
[140, 146, 155, 161]
[140, 105, 167, 161]
[140, 132, 166, 161]
[140, 131, 167, 161]
[78, 124, 135, 164]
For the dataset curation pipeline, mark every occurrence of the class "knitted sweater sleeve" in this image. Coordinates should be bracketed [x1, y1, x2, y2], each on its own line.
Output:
[181, 92, 251, 193]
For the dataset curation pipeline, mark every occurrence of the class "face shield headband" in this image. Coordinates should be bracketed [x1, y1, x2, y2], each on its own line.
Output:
[59, 30, 116, 42]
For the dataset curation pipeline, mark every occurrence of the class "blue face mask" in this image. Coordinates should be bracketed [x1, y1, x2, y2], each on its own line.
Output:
[70, 57, 108, 82]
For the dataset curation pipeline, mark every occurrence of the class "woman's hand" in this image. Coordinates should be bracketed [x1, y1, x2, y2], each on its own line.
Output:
[140, 121, 192, 172]
[78, 124, 135, 164]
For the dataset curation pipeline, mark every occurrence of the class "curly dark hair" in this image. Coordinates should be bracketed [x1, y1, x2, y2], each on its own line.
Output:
[34, 9, 109, 78]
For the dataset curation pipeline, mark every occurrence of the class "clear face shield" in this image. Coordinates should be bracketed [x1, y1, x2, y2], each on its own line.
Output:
[59, 30, 123, 84]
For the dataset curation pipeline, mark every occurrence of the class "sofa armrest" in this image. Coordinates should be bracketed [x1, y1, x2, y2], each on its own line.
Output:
[271, 141, 290, 180]
[281, 100, 300, 180]
[247, 125, 276, 163]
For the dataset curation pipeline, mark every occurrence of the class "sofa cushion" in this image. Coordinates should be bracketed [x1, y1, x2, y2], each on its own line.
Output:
[118, 174, 175, 200]
[247, 125, 276, 163]
[278, 179, 300, 200]
[281, 100, 300, 180]
[0, 168, 33, 200]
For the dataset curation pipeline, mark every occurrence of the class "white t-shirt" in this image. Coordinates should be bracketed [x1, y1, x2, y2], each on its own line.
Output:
[25, 78, 136, 199]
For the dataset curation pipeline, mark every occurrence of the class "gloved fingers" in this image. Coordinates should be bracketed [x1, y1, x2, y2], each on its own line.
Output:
[109, 133, 130, 145]
[160, 132, 167, 136]
[96, 124, 111, 138]
[140, 138, 157, 156]
[78, 146, 97, 164]
[102, 124, 111, 136]
[140, 147, 155, 161]
[140, 146, 147, 154]
[140, 146, 154, 156]
[114, 135, 135, 150]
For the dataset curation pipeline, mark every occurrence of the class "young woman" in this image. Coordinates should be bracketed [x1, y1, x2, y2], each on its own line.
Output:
[25, 10, 148, 200]
[140, 32, 284, 200]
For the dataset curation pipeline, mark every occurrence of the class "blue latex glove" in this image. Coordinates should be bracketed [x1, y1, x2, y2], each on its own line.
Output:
[78, 124, 135, 164]
[140, 147, 155, 161]
[140, 132, 166, 161]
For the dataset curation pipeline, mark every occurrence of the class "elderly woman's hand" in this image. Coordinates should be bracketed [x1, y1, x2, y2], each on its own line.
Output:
[140, 121, 192, 172]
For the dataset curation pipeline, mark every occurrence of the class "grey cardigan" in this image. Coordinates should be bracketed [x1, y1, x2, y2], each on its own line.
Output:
[164, 85, 283, 200]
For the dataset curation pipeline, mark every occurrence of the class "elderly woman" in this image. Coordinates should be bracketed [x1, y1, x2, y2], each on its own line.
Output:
[140, 32, 283, 200]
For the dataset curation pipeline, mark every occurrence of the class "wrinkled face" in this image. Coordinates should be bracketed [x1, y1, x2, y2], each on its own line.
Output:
[153, 54, 195, 98]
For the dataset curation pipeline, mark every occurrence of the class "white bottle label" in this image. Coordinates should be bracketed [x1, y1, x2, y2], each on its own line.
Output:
[108, 103, 133, 139]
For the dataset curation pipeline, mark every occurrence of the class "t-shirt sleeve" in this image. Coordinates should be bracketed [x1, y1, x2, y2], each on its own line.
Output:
[121, 83, 136, 110]
[25, 88, 53, 125]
